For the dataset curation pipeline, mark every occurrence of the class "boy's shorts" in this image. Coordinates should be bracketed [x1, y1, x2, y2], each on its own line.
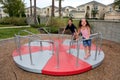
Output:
[82, 37, 91, 46]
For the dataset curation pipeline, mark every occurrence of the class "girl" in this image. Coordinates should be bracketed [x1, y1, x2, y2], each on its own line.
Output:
[78, 19, 91, 59]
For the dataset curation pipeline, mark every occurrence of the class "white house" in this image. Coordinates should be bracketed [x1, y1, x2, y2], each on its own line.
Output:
[105, 3, 120, 20]
[76, 1, 106, 19]
[55, 6, 76, 17]
[0, 7, 9, 18]
[41, 5, 58, 17]
[25, 6, 41, 17]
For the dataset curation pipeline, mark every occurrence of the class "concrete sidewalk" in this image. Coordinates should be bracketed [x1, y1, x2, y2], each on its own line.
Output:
[0, 25, 30, 29]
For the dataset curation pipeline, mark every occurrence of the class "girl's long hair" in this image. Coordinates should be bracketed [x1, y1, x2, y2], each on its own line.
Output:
[78, 19, 90, 28]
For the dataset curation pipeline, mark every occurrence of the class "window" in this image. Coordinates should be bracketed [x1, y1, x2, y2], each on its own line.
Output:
[44, 11, 46, 14]
[95, 5, 98, 10]
[109, 8, 112, 12]
[82, 9, 84, 11]
[66, 9, 69, 12]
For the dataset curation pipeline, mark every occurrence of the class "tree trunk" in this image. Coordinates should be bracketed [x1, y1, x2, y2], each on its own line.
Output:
[51, 0, 54, 17]
[34, 0, 37, 24]
[59, 0, 62, 17]
[30, 0, 32, 16]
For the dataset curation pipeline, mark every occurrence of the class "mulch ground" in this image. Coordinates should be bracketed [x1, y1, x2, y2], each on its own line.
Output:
[0, 38, 120, 80]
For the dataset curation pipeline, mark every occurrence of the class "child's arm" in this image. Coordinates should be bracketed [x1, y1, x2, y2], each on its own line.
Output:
[62, 24, 69, 34]
[62, 28, 66, 34]
[87, 27, 91, 39]
[75, 28, 78, 34]
[77, 28, 81, 35]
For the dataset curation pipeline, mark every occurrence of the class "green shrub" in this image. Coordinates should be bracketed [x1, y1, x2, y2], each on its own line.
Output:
[0, 17, 28, 26]
[48, 18, 67, 27]
[30, 24, 45, 28]
[48, 18, 79, 28]
[49, 26, 59, 33]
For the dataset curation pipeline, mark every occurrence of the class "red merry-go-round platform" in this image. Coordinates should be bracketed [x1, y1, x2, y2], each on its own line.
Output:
[12, 38, 104, 76]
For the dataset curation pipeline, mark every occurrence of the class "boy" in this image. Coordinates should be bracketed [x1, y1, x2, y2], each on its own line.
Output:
[62, 18, 77, 40]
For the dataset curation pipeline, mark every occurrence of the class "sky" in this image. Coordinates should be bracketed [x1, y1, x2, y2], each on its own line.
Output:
[24, 0, 114, 8]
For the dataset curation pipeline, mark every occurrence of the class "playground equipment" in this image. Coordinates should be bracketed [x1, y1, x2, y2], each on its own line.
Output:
[69, 32, 103, 66]
[12, 29, 104, 76]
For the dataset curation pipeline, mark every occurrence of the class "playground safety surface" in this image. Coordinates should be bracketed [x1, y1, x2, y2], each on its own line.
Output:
[0, 38, 120, 80]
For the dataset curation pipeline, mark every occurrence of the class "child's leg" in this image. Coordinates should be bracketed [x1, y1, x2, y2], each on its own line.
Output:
[84, 40, 91, 59]
[83, 39, 91, 59]
[84, 46, 90, 59]
[88, 46, 91, 54]
[88, 39, 91, 55]
[84, 46, 87, 55]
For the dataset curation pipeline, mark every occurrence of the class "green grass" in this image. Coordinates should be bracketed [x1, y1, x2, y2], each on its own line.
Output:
[0, 27, 39, 40]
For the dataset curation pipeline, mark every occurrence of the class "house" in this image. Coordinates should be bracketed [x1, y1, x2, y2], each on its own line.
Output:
[41, 5, 58, 17]
[76, 1, 106, 19]
[55, 6, 76, 17]
[25, 6, 41, 17]
[105, 3, 120, 20]
[70, 10, 85, 19]
[62, 6, 76, 17]
[0, 7, 9, 18]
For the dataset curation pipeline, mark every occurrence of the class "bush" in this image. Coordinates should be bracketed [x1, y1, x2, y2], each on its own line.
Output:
[0, 17, 28, 26]
[30, 24, 45, 28]
[48, 18, 67, 27]
[49, 26, 59, 33]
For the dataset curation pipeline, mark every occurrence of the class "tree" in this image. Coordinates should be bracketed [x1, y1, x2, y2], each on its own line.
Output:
[59, 0, 62, 17]
[92, 9, 98, 18]
[92, 1, 98, 18]
[0, 0, 25, 17]
[113, 0, 120, 10]
[34, 0, 37, 24]
[51, 0, 54, 17]
[56, 0, 64, 17]
[30, 0, 32, 16]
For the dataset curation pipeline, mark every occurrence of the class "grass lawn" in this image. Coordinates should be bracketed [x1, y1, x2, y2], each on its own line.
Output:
[0, 27, 40, 40]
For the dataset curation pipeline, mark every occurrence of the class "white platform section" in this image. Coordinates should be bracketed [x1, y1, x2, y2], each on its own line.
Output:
[13, 50, 52, 73]
[68, 49, 104, 68]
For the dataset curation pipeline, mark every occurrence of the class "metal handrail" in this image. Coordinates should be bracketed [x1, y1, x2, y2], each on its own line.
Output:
[38, 27, 53, 41]
[18, 30, 41, 39]
[28, 39, 55, 65]
[69, 32, 103, 66]
[14, 30, 59, 67]
[14, 34, 22, 60]
[38, 27, 50, 34]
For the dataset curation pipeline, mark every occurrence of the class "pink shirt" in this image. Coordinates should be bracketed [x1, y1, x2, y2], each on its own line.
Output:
[81, 28, 89, 39]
